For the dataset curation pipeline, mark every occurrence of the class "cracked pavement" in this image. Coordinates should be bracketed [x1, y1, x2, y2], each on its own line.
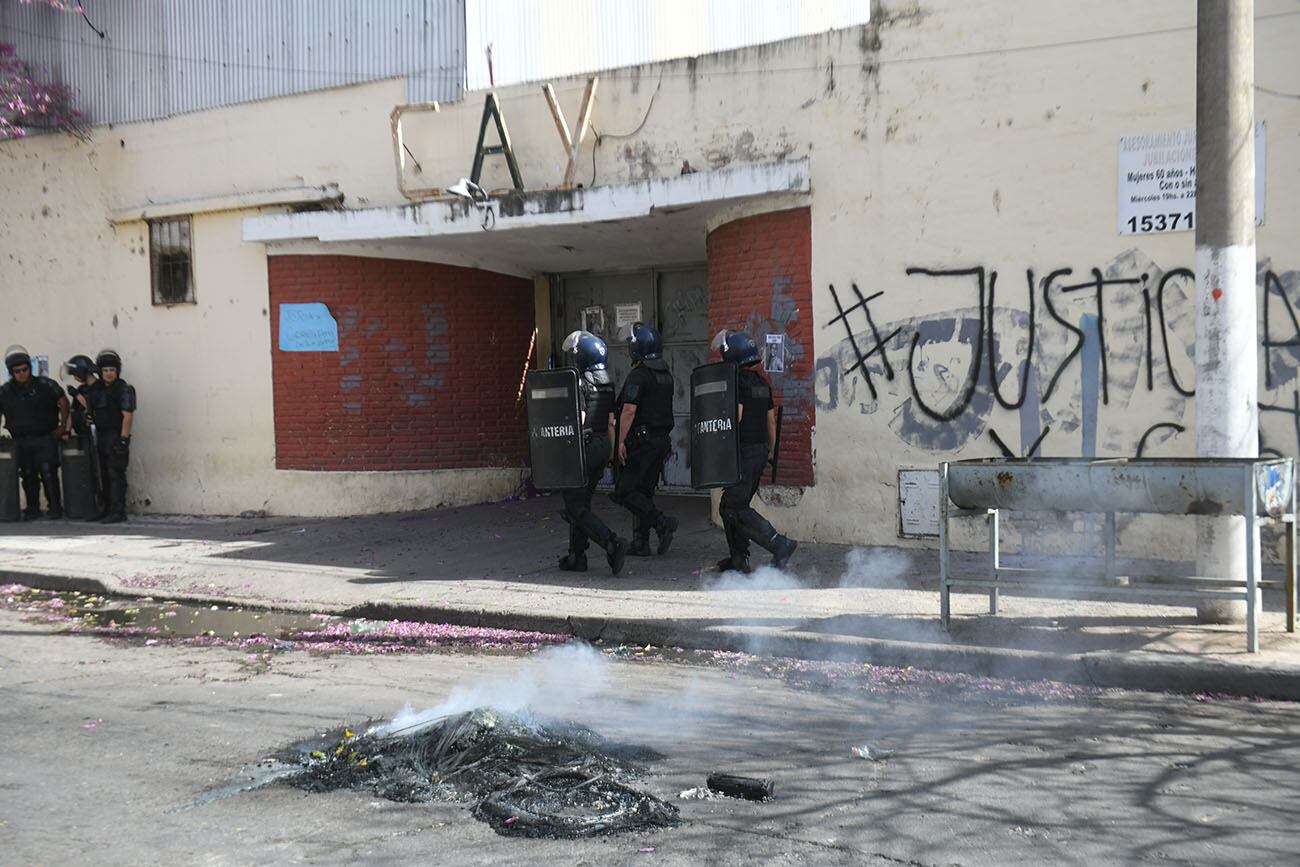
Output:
[4, 609, 1298, 865]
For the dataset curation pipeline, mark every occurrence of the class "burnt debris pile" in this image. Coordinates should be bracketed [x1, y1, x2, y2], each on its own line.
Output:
[283, 708, 678, 837]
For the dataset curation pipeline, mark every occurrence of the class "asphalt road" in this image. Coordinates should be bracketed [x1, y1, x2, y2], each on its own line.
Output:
[3, 610, 1297, 866]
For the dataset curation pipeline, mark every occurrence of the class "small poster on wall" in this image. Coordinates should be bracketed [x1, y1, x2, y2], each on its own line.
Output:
[615, 302, 642, 329]
[279, 303, 340, 352]
[764, 333, 785, 373]
[581, 305, 606, 336]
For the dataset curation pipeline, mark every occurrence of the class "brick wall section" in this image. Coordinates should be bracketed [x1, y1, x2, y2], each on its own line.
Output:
[268, 255, 534, 471]
[706, 207, 815, 486]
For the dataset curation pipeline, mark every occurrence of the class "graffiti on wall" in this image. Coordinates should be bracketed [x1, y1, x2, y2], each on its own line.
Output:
[817, 250, 1300, 459]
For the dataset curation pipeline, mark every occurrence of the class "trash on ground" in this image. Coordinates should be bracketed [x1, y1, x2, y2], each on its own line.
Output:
[282, 708, 679, 838]
[677, 786, 721, 801]
[851, 745, 895, 761]
[705, 772, 774, 801]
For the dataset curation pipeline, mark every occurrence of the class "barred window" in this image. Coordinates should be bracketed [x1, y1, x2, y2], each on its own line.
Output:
[149, 216, 195, 305]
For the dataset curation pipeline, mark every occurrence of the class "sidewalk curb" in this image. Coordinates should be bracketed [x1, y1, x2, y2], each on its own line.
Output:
[8, 569, 1300, 702]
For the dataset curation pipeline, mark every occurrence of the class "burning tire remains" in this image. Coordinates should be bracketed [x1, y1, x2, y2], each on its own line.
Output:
[282, 708, 680, 838]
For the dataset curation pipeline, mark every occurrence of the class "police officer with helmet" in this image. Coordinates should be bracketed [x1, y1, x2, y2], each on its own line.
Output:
[0, 344, 70, 519]
[61, 354, 99, 436]
[85, 348, 136, 523]
[611, 322, 678, 556]
[713, 329, 798, 572]
[556, 330, 628, 574]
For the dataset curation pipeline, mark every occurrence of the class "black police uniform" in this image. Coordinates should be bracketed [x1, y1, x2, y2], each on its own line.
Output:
[718, 368, 783, 568]
[86, 378, 137, 520]
[612, 357, 677, 553]
[67, 380, 95, 436]
[0, 375, 66, 518]
[560, 369, 621, 568]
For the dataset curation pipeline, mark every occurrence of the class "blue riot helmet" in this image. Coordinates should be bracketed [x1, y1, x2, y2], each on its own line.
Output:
[621, 321, 662, 362]
[711, 329, 760, 366]
[561, 330, 608, 371]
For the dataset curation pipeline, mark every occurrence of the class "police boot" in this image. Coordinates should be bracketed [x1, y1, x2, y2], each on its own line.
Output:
[558, 552, 588, 571]
[100, 482, 127, 523]
[626, 516, 653, 557]
[770, 535, 798, 570]
[21, 476, 41, 520]
[717, 555, 752, 574]
[39, 464, 62, 519]
[559, 519, 588, 571]
[654, 514, 679, 556]
[604, 537, 627, 576]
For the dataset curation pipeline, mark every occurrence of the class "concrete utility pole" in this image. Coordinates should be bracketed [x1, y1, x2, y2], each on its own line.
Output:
[1195, 0, 1257, 625]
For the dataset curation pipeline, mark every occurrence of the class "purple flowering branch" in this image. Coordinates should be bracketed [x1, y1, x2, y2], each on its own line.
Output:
[3, 0, 89, 139]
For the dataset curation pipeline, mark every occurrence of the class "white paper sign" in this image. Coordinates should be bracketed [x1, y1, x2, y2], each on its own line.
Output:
[581, 305, 606, 336]
[1117, 124, 1266, 235]
[615, 303, 642, 328]
[764, 333, 785, 373]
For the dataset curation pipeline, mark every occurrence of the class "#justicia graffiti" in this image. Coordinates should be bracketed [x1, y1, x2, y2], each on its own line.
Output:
[816, 250, 1300, 460]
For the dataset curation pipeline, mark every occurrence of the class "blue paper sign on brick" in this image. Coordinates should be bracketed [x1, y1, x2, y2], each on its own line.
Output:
[279, 303, 339, 352]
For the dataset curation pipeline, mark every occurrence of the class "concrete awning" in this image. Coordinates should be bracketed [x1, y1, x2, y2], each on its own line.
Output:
[242, 159, 809, 276]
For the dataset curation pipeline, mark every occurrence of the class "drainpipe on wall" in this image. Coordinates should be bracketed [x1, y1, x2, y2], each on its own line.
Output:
[1194, 0, 1258, 624]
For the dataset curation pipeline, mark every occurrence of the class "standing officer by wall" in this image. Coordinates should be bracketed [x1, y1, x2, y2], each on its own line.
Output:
[611, 322, 678, 556]
[85, 349, 136, 523]
[0, 345, 70, 519]
[556, 330, 627, 574]
[62, 354, 99, 436]
[713, 330, 798, 572]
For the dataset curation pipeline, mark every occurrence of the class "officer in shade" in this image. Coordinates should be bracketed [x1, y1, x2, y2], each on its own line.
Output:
[556, 330, 627, 575]
[85, 348, 136, 523]
[611, 322, 678, 556]
[713, 329, 798, 573]
[61, 354, 99, 436]
[0, 345, 70, 519]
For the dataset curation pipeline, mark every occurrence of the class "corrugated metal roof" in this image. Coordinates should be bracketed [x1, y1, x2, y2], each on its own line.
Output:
[0, 0, 464, 126]
[465, 0, 872, 90]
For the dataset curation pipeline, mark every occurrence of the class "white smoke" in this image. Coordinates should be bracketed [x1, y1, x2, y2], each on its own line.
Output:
[372, 642, 609, 736]
[839, 547, 913, 589]
[704, 564, 803, 593]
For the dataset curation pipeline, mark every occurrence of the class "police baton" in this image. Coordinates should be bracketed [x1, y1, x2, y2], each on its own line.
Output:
[769, 406, 784, 484]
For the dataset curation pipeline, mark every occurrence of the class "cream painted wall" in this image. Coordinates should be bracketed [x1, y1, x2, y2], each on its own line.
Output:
[1, 79, 524, 516]
[401, 0, 1300, 553]
[3, 1, 1299, 546]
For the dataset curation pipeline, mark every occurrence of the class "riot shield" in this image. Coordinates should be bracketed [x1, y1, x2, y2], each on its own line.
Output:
[0, 439, 18, 521]
[525, 368, 587, 490]
[690, 361, 740, 489]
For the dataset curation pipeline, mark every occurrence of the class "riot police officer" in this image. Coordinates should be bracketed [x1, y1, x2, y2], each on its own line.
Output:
[713, 330, 798, 572]
[0, 345, 70, 519]
[557, 331, 627, 574]
[611, 322, 678, 556]
[84, 348, 136, 523]
[61, 354, 98, 436]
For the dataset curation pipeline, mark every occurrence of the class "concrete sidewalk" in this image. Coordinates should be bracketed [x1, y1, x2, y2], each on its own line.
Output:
[3, 495, 1300, 698]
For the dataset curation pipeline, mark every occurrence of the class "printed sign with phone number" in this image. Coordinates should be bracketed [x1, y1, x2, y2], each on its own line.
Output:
[1117, 125, 1265, 236]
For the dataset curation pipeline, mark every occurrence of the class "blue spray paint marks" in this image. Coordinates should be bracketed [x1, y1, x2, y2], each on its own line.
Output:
[1079, 313, 1100, 458]
[1018, 363, 1041, 456]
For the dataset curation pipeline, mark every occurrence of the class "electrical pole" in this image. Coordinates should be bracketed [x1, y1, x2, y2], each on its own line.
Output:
[1195, 1, 1257, 625]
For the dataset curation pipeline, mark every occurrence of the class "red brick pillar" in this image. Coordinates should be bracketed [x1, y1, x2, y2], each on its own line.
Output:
[706, 208, 815, 486]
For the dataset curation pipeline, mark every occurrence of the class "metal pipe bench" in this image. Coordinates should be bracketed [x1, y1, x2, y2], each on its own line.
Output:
[938, 457, 1298, 653]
